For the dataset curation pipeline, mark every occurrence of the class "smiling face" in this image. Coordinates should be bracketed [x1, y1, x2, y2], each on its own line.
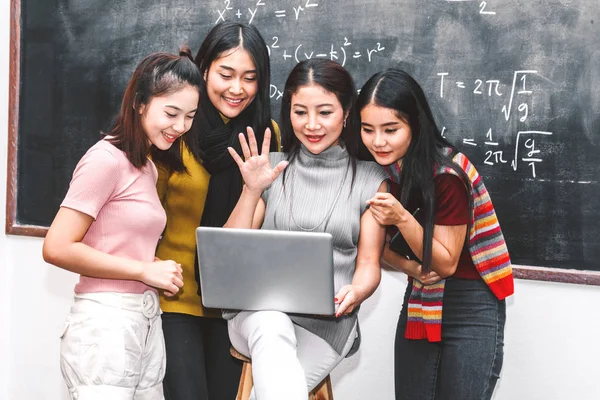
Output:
[290, 84, 346, 155]
[360, 103, 412, 166]
[204, 47, 258, 118]
[140, 84, 199, 150]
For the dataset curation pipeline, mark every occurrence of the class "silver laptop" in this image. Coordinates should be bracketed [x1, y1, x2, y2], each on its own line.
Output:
[196, 227, 335, 315]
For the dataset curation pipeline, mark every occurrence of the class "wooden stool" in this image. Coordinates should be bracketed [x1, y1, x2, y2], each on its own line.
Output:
[230, 347, 334, 400]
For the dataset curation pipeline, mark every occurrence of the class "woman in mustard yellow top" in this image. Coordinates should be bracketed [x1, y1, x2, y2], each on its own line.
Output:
[152, 22, 279, 400]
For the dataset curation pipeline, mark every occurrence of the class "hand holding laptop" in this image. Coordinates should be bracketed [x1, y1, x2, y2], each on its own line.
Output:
[334, 284, 367, 318]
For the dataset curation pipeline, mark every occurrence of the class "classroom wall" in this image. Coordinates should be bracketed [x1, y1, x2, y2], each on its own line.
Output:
[2, 2, 599, 398]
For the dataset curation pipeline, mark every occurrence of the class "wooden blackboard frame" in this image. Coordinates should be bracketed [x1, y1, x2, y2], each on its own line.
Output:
[6, 0, 600, 285]
[6, 0, 43, 238]
[6, 0, 49, 238]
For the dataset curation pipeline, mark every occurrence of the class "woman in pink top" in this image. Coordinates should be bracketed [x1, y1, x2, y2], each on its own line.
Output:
[42, 47, 201, 400]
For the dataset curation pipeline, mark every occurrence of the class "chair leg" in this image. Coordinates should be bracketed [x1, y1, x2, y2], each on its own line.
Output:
[237, 362, 254, 400]
[235, 362, 333, 400]
[310, 375, 333, 400]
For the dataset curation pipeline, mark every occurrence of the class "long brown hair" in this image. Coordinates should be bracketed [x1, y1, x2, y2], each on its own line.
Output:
[106, 47, 201, 168]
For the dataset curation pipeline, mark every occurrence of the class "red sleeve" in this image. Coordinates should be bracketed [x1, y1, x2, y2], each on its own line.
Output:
[434, 174, 469, 226]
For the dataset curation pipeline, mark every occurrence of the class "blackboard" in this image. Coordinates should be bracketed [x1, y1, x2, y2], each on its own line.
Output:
[7, 0, 600, 284]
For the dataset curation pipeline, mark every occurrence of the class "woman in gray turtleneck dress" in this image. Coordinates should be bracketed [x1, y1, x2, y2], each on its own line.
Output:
[224, 59, 387, 400]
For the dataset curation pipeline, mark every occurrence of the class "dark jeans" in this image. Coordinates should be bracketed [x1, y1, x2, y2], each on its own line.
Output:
[162, 312, 242, 400]
[395, 278, 506, 400]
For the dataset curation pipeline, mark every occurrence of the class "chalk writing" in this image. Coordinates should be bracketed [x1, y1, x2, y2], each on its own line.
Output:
[479, 1, 496, 15]
[445, 0, 497, 15]
[215, 0, 320, 24]
[501, 70, 537, 121]
[438, 71, 552, 178]
[273, 41, 385, 66]
[213, 1, 386, 67]
[210, 1, 555, 180]
[511, 131, 553, 178]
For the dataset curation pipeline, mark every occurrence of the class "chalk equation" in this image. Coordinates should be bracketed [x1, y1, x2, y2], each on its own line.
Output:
[215, 0, 319, 25]
[438, 71, 553, 179]
[266, 37, 386, 66]
[217, 0, 498, 22]
[445, 0, 497, 16]
[213, 1, 386, 67]
[212, 1, 543, 178]
[213, 1, 388, 101]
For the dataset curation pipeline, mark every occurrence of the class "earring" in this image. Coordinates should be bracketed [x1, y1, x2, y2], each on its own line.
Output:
[343, 119, 347, 128]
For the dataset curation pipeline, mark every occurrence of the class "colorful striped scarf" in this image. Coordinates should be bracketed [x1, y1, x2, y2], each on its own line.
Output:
[385, 149, 514, 342]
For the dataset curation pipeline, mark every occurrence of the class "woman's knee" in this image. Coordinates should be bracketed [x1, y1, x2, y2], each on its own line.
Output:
[240, 311, 298, 352]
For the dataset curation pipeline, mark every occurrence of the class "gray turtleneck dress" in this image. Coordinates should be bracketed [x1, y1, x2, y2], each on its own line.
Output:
[253, 144, 387, 354]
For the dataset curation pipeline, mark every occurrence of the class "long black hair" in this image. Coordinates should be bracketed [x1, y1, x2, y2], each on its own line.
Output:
[357, 68, 472, 272]
[154, 22, 276, 172]
[280, 59, 360, 185]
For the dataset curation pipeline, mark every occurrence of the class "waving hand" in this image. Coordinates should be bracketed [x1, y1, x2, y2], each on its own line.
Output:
[228, 127, 288, 193]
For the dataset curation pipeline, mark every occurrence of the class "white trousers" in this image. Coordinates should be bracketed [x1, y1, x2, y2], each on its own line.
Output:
[228, 310, 356, 400]
[60, 291, 165, 400]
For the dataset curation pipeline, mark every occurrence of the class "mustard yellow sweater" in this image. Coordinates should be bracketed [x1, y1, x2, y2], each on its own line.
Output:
[156, 122, 280, 317]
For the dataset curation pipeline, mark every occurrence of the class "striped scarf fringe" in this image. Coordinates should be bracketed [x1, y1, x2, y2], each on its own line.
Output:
[390, 150, 514, 342]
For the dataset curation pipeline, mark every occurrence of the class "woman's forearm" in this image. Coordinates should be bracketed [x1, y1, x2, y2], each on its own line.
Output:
[395, 217, 462, 278]
[351, 260, 381, 303]
[381, 244, 422, 278]
[352, 208, 386, 303]
[223, 185, 263, 229]
[43, 240, 144, 280]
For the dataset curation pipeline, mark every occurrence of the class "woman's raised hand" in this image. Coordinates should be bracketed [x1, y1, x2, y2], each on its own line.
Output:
[228, 127, 288, 193]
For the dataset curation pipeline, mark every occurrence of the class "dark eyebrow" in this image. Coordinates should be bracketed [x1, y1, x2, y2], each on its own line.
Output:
[292, 103, 334, 108]
[218, 65, 257, 74]
[361, 121, 399, 127]
[166, 105, 197, 114]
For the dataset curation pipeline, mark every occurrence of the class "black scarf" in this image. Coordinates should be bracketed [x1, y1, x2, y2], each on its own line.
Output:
[191, 91, 262, 295]
[197, 112, 244, 227]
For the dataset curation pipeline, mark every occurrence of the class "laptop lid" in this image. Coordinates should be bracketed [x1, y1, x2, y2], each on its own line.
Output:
[196, 227, 335, 315]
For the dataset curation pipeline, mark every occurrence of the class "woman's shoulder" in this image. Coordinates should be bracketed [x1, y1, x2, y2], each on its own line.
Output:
[434, 173, 467, 188]
[443, 147, 475, 170]
[436, 148, 474, 175]
[356, 158, 384, 169]
[269, 151, 287, 164]
[356, 159, 388, 180]
[164, 140, 202, 172]
[180, 141, 201, 163]
[353, 160, 388, 198]
[82, 139, 124, 166]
